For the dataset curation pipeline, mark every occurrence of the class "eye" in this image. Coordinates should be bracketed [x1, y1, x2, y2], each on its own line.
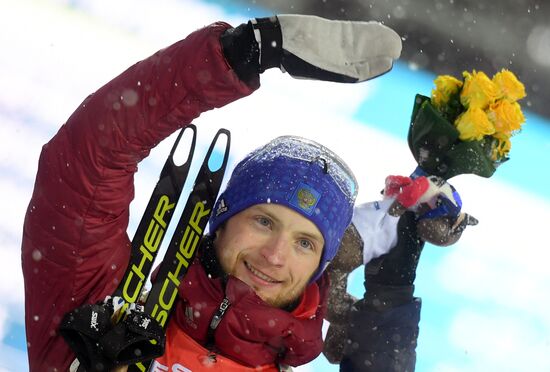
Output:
[298, 239, 314, 251]
[255, 216, 271, 228]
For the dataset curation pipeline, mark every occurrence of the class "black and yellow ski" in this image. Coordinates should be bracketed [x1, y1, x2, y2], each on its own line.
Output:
[112, 125, 198, 319]
[129, 128, 230, 371]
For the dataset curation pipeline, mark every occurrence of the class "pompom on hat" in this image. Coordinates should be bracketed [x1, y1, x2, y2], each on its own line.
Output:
[208, 136, 358, 282]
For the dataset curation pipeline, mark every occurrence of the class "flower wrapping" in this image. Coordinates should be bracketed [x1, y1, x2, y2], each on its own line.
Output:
[408, 69, 526, 180]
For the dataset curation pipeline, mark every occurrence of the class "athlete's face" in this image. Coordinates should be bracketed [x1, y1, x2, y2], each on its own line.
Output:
[214, 203, 324, 308]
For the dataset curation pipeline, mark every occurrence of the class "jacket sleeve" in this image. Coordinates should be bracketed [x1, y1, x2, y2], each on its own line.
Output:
[340, 299, 421, 372]
[352, 200, 400, 264]
[21, 22, 258, 371]
[339, 212, 423, 372]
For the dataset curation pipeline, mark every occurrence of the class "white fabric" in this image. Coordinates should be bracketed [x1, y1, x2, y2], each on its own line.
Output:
[277, 14, 402, 81]
[418, 176, 458, 209]
[352, 199, 400, 264]
[249, 18, 264, 65]
[69, 358, 80, 372]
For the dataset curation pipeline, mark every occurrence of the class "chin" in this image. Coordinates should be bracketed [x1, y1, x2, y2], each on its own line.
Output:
[263, 290, 302, 309]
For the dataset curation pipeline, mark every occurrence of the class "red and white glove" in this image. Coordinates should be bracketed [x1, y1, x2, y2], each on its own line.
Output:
[384, 175, 454, 210]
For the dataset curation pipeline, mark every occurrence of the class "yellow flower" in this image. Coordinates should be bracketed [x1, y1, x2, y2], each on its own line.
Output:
[491, 132, 512, 161]
[460, 70, 499, 110]
[487, 100, 525, 134]
[493, 69, 526, 102]
[431, 75, 463, 108]
[455, 107, 495, 141]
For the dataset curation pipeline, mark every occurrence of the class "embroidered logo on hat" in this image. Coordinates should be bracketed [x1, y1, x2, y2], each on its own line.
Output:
[289, 182, 321, 216]
[215, 199, 228, 216]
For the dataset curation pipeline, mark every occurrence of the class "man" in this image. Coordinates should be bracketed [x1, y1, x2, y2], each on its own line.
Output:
[21, 14, 469, 371]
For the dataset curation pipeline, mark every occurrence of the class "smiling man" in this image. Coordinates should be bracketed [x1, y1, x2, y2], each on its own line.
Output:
[22, 13, 408, 372]
[208, 135, 356, 310]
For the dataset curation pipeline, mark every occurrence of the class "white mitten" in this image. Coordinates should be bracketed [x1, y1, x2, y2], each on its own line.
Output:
[275, 14, 402, 82]
[222, 15, 402, 83]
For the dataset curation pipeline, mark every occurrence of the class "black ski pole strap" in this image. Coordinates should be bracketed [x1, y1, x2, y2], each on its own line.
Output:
[98, 310, 165, 366]
[59, 302, 115, 371]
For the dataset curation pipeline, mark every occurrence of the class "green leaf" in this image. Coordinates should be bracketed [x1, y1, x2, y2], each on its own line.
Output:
[408, 95, 496, 179]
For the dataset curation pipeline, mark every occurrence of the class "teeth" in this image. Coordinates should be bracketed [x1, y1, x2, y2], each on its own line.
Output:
[245, 262, 279, 283]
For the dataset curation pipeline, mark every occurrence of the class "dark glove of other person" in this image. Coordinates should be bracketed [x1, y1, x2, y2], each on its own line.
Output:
[221, 15, 402, 84]
[364, 211, 424, 309]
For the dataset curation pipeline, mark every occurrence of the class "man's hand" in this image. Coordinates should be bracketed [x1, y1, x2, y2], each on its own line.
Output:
[221, 15, 402, 84]
[274, 15, 402, 82]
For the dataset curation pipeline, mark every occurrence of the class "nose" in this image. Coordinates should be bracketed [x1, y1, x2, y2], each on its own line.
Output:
[260, 234, 289, 267]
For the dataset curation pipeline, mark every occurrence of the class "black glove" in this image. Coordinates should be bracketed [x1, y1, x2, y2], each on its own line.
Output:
[363, 211, 424, 310]
[221, 15, 402, 84]
[220, 19, 275, 85]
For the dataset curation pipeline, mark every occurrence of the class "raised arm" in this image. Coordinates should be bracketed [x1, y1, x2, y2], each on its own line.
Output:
[21, 22, 255, 371]
[323, 176, 477, 371]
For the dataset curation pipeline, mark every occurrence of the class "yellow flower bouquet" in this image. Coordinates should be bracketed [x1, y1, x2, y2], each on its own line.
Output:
[408, 69, 526, 179]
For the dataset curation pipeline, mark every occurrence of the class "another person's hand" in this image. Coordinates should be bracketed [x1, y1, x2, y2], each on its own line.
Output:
[417, 211, 478, 246]
[384, 174, 478, 245]
[384, 175, 456, 211]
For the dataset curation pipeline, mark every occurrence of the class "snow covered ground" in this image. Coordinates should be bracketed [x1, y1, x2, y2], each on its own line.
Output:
[1, 0, 550, 371]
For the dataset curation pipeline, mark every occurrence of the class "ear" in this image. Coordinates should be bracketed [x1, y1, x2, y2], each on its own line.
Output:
[212, 222, 226, 241]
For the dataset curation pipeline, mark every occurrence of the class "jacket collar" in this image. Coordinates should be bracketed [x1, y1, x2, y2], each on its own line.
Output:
[172, 236, 329, 367]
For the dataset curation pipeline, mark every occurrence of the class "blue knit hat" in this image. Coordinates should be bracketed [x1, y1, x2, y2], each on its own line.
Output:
[208, 136, 358, 282]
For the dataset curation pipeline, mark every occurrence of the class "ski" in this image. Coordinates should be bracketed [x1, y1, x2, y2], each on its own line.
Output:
[112, 125, 198, 320]
[129, 128, 231, 372]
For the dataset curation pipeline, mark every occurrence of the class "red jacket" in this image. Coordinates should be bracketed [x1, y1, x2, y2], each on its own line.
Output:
[155, 250, 328, 370]
[22, 22, 327, 371]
